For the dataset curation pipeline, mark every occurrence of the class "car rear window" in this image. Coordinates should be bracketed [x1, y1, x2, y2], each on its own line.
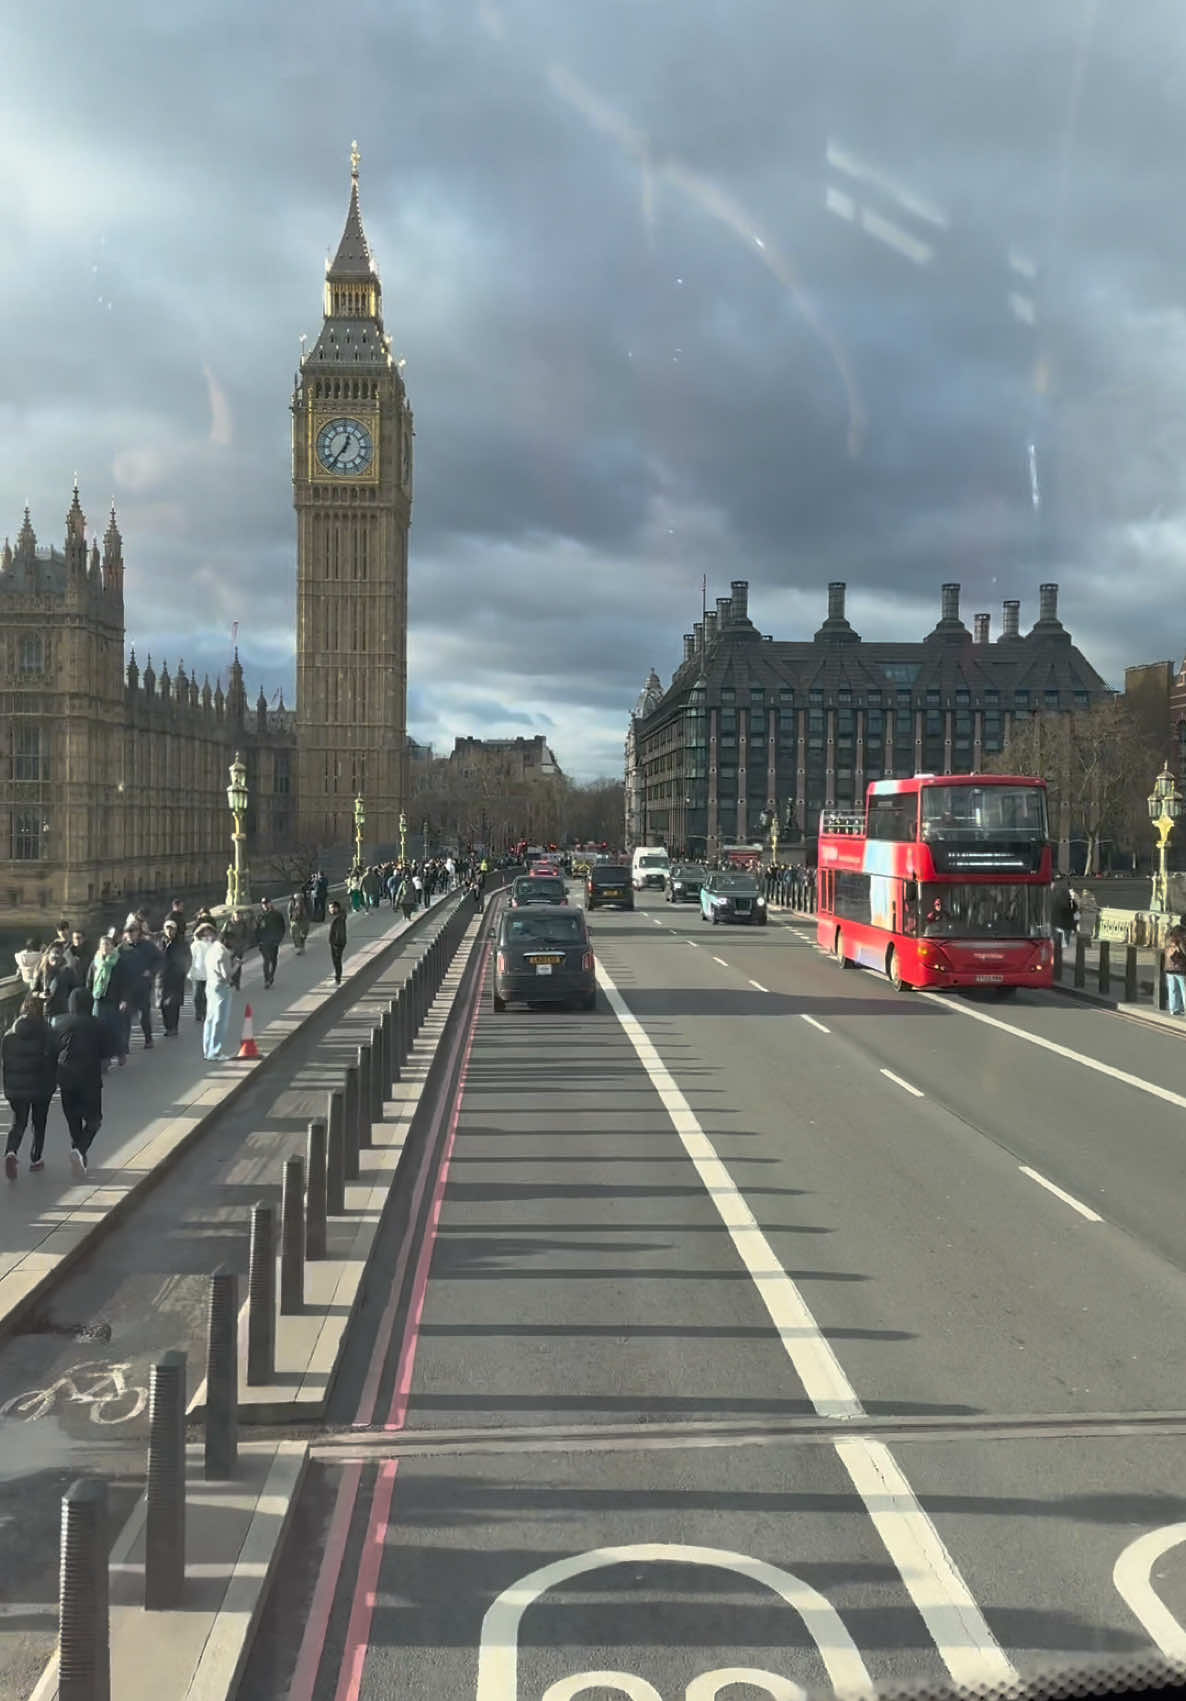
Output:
[591, 867, 629, 882]
[516, 877, 565, 896]
[504, 912, 587, 942]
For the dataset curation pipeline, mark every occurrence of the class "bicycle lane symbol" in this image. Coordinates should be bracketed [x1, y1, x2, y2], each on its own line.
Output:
[0, 1360, 148, 1425]
[474, 1542, 876, 1701]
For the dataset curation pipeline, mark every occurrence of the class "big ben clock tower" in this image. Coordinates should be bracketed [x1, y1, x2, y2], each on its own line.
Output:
[293, 142, 413, 852]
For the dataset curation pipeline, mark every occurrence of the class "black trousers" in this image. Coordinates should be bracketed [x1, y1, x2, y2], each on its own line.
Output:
[193, 982, 207, 1021]
[260, 944, 279, 986]
[60, 1084, 102, 1157]
[160, 989, 183, 1034]
[5, 1097, 51, 1161]
[330, 946, 344, 985]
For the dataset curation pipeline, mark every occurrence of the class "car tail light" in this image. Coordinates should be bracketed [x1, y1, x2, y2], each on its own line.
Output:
[582, 951, 594, 972]
[497, 951, 507, 975]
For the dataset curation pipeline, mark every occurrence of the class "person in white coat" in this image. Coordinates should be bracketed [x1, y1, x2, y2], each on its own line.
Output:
[189, 925, 211, 1023]
[199, 924, 235, 1061]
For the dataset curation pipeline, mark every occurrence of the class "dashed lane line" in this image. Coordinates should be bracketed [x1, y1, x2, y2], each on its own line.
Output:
[1018, 1164, 1103, 1222]
[594, 958, 1015, 1689]
[880, 1067, 924, 1098]
[749, 979, 769, 992]
[712, 955, 728, 967]
[801, 1014, 831, 1034]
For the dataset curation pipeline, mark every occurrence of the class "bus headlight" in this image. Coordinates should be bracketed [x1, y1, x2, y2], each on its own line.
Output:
[756, 896, 766, 906]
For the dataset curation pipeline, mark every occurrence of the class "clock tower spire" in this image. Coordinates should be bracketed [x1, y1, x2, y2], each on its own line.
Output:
[293, 142, 414, 851]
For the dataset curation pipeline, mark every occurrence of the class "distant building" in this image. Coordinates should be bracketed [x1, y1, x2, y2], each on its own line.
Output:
[0, 490, 296, 929]
[629, 578, 1111, 861]
[1125, 659, 1186, 779]
[448, 735, 562, 784]
[407, 737, 435, 767]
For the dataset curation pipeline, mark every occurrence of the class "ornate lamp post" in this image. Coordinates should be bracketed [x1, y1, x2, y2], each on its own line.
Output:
[1147, 763, 1182, 915]
[225, 752, 249, 909]
[398, 809, 408, 864]
[353, 793, 366, 870]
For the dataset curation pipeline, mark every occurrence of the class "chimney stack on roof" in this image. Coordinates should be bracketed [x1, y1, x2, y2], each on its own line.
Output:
[1002, 599, 1021, 640]
[941, 582, 960, 623]
[683, 633, 695, 663]
[694, 621, 704, 653]
[974, 612, 990, 644]
[828, 581, 846, 622]
[1039, 582, 1059, 624]
[704, 610, 719, 643]
[730, 579, 749, 622]
[716, 595, 732, 626]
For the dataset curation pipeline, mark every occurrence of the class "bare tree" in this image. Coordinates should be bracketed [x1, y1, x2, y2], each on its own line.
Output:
[992, 700, 1160, 874]
[264, 836, 325, 890]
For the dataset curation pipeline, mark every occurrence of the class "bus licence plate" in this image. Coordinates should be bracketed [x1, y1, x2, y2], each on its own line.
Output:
[975, 974, 1003, 984]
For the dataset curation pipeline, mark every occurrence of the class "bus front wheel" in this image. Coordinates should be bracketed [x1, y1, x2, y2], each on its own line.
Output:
[834, 929, 850, 969]
[887, 946, 908, 992]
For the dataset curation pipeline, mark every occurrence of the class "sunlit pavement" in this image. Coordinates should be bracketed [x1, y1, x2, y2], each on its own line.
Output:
[241, 885, 1186, 1699]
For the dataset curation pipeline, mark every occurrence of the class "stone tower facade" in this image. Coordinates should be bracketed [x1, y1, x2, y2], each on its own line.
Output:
[292, 144, 413, 851]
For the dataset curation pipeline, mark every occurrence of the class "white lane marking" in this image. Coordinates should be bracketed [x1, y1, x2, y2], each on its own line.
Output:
[1114, 1523, 1186, 1662]
[712, 955, 728, 967]
[880, 1067, 924, 1098]
[595, 960, 1015, 1689]
[918, 989, 1186, 1110]
[801, 1014, 831, 1034]
[687, 940, 700, 949]
[1018, 1164, 1103, 1222]
[477, 1542, 874, 1701]
[749, 979, 769, 992]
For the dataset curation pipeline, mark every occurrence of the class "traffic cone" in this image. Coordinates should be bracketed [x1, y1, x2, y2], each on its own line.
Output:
[236, 1003, 261, 1060]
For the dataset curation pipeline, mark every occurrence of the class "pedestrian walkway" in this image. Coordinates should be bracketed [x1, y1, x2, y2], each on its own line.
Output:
[0, 898, 437, 1334]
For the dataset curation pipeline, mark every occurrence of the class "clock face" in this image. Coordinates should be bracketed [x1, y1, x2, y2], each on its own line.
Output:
[316, 417, 374, 476]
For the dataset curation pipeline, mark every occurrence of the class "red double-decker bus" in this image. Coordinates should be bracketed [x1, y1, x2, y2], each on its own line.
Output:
[816, 774, 1054, 995]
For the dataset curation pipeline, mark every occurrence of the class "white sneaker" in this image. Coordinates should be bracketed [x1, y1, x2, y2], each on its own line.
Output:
[69, 1146, 86, 1176]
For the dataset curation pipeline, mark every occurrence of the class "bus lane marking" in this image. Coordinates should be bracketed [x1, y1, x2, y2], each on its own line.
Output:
[801, 1015, 831, 1034]
[595, 961, 1016, 1690]
[879, 1068, 924, 1098]
[1018, 1165, 1102, 1222]
[917, 991, 1186, 1112]
[1113, 1523, 1186, 1662]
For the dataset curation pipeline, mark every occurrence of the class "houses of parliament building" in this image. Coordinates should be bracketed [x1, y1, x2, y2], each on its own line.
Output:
[0, 146, 413, 930]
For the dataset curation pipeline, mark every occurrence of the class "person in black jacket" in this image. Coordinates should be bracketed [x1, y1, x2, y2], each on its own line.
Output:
[3, 995, 57, 1178]
[158, 920, 191, 1037]
[255, 897, 286, 989]
[120, 921, 163, 1050]
[327, 900, 347, 985]
[52, 988, 114, 1174]
[36, 945, 80, 1020]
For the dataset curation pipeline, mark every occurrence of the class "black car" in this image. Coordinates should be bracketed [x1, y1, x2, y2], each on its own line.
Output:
[699, 871, 769, 925]
[586, 864, 633, 911]
[493, 907, 596, 1011]
[510, 875, 567, 907]
[665, 862, 707, 903]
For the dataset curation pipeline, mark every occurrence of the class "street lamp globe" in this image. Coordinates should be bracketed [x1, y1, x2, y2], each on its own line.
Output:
[226, 752, 248, 815]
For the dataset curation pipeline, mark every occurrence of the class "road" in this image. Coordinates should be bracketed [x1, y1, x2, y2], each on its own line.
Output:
[233, 882, 1186, 1701]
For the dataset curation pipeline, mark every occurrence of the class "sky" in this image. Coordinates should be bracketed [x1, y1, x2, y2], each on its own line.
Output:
[3, 0, 1186, 780]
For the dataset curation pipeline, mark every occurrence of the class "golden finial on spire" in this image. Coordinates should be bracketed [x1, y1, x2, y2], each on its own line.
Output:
[350, 139, 360, 181]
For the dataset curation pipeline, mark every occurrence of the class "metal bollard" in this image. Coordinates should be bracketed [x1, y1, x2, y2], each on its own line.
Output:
[357, 1042, 373, 1151]
[372, 1021, 386, 1118]
[1098, 938, 1110, 997]
[1073, 935, 1086, 988]
[1125, 943, 1138, 1003]
[326, 1092, 345, 1217]
[382, 1008, 395, 1095]
[246, 1202, 275, 1385]
[1159, 965, 1168, 1012]
[389, 996, 402, 1084]
[343, 1062, 360, 1183]
[58, 1477, 110, 1701]
[398, 981, 411, 1057]
[280, 1155, 305, 1313]
[204, 1266, 239, 1481]
[306, 1120, 327, 1259]
[1053, 932, 1063, 981]
[145, 1349, 187, 1610]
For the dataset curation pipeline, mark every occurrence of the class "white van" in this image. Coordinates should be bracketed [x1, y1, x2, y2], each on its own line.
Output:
[632, 846, 670, 891]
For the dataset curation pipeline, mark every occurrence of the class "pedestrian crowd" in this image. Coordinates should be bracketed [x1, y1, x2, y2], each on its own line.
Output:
[2, 850, 498, 1181]
[762, 864, 817, 910]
